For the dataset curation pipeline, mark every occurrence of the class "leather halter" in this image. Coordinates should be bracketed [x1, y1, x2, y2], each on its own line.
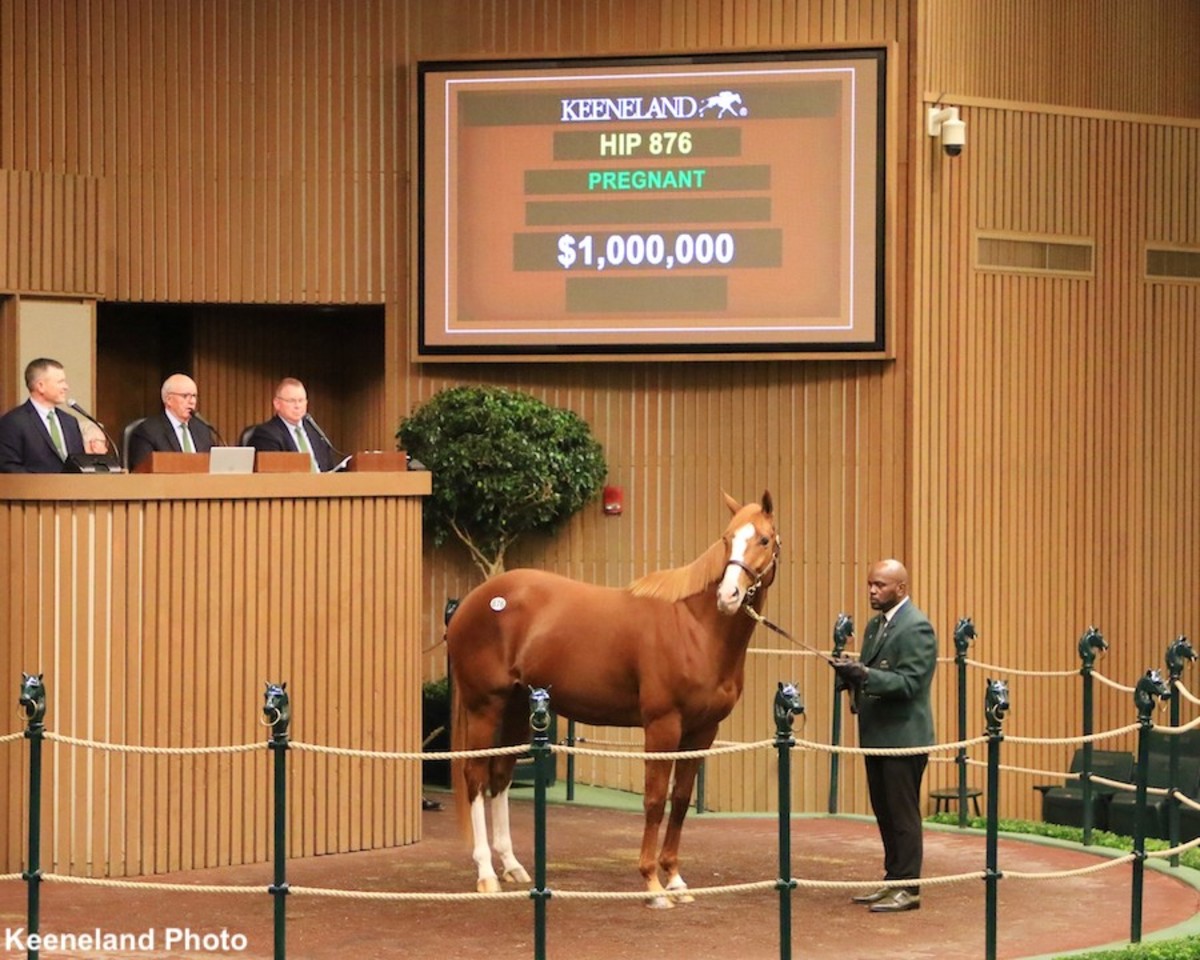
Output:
[722, 534, 781, 605]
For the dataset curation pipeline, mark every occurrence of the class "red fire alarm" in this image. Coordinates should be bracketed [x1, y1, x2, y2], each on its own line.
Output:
[602, 485, 623, 516]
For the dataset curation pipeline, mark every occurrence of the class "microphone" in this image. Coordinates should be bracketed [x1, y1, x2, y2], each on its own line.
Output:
[189, 410, 225, 447]
[68, 399, 124, 469]
[303, 414, 344, 467]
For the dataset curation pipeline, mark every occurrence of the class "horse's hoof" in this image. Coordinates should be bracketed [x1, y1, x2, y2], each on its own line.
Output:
[644, 895, 675, 909]
[669, 891, 695, 904]
[477, 877, 501, 893]
[503, 866, 531, 884]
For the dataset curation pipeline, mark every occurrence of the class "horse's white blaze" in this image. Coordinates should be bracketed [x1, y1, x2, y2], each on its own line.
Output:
[470, 793, 500, 891]
[490, 787, 530, 883]
[717, 521, 755, 614]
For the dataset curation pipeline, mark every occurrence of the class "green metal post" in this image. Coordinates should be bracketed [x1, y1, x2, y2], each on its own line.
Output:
[1078, 627, 1105, 846]
[773, 682, 803, 960]
[529, 688, 552, 960]
[954, 618, 977, 827]
[827, 613, 851, 815]
[1164, 635, 1195, 868]
[983, 678, 1009, 960]
[1131, 669, 1167, 943]
[565, 718, 576, 802]
[18, 674, 47, 960]
[264, 683, 291, 960]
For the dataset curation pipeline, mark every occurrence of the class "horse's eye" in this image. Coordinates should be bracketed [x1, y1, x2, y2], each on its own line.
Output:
[759, 536, 770, 546]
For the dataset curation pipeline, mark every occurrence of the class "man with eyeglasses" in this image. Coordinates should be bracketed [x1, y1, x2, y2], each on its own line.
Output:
[127, 373, 215, 470]
[0, 357, 86, 472]
[246, 377, 338, 473]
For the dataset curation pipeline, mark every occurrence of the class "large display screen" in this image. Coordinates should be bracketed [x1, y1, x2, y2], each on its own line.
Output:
[417, 50, 887, 359]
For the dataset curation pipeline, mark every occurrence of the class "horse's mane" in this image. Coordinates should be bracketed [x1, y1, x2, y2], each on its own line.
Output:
[627, 538, 728, 602]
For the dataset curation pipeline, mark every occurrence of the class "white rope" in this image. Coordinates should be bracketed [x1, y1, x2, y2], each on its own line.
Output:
[553, 740, 773, 761]
[1005, 855, 1136, 879]
[292, 741, 530, 761]
[44, 733, 265, 756]
[794, 736, 988, 757]
[963, 659, 1077, 678]
[1175, 681, 1200, 706]
[1092, 671, 1137, 693]
[0, 731, 25, 745]
[43, 873, 262, 894]
[1004, 723, 1142, 746]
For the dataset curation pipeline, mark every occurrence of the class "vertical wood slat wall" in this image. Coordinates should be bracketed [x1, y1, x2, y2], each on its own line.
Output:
[0, 0, 1197, 833]
[0, 481, 424, 876]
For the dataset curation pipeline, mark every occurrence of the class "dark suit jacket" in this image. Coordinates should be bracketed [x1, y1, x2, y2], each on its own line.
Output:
[0, 400, 85, 473]
[854, 599, 938, 749]
[127, 411, 215, 470]
[248, 415, 337, 472]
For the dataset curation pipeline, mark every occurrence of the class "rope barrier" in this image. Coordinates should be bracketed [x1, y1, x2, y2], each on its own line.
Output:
[291, 741, 530, 761]
[1176, 682, 1200, 706]
[794, 736, 988, 757]
[44, 733, 264, 756]
[0, 731, 25, 745]
[552, 740, 773, 761]
[43, 873, 262, 894]
[1092, 671, 1137, 693]
[1005, 855, 1137, 879]
[1004, 723, 1142, 746]
[963, 658, 1078, 678]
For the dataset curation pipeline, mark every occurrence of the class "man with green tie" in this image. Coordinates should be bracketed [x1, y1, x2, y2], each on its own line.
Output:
[126, 373, 216, 470]
[832, 558, 938, 914]
[0, 358, 86, 472]
[247, 377, 338, 472]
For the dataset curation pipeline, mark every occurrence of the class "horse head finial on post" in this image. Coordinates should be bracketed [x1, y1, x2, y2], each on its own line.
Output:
[529, 687, 552, 736]
[1077, 626, 1107, 671]
[1165, 635, 1196, 684]
[262, 682, 291, 738]
[985, 678, 1009, 735]
[831, 614, 853, 659]
[1134, 669, 1169, 723]
[773, 682, 804, 736]
[18, 673, 46, 727]
[954, 617, 977, 660]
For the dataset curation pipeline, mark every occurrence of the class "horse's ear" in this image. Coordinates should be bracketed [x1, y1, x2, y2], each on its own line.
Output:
[722, 490, 740, 515]
[761, 490, 774, 516]
[281, 682, 287, 691]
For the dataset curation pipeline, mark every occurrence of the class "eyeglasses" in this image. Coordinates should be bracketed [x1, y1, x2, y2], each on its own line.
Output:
[168, 392, 198, 400]
[276, 396, 308, 404]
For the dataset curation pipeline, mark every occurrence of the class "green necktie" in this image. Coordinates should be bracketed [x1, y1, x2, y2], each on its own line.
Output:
[47, 411, 66, 459]
[180, 422, 195, 452]
[294, 426, 317, 472]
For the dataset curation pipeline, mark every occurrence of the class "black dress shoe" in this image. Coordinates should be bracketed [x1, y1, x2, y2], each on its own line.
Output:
[870, 890, 920, 913]
[851, 887, 893, 904]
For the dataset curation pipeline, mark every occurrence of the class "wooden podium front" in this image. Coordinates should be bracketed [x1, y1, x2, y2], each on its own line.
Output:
[0, 470, 431, 878]
[133, 451, 211, 473]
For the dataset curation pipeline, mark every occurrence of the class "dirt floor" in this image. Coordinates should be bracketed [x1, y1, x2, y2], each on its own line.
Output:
[2, 790, 1199, 960]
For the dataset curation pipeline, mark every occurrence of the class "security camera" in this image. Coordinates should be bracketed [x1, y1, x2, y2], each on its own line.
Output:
[927, 105, 966, 157]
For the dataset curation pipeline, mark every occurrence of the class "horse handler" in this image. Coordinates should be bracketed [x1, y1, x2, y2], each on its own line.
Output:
[832, 558, 939, 914]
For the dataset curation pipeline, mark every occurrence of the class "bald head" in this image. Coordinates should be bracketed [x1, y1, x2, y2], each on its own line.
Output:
[867, 558, 910, 613]
[161, 373, 198, 422]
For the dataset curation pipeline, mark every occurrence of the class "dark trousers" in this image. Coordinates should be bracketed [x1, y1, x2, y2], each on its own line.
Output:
[865, 753, 928, 894]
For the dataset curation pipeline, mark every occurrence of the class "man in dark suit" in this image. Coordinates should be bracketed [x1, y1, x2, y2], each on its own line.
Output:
[833, 559, 938, 914]
[127, 373, 215, 470]
[0, 357, 86, 473]
[247, 377, 338, 472]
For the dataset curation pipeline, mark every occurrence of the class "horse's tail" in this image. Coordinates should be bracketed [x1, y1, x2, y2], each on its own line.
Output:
[450, 670, 472, 843]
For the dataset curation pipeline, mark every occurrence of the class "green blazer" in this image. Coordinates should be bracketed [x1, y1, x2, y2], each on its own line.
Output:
[854, 599, 938, 749]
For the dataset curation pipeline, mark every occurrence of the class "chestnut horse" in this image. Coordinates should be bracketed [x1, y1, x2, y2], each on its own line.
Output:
[446, 491, 779, 905]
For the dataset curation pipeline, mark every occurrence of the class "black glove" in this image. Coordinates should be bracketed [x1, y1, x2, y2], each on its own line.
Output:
[832, 658, 869, 686]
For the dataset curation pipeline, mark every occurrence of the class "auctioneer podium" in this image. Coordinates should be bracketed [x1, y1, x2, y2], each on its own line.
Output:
[0, 466, 430, 877]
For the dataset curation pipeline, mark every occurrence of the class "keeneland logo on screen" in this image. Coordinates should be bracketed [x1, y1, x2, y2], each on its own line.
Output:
[559, 90, 748, 122]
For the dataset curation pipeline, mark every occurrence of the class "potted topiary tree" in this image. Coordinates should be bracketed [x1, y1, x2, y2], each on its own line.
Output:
[397, 384, 608, 580]
[399, 385, 607, 789]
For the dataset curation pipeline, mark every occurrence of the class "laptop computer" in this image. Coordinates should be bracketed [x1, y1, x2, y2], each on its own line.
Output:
[208, 446, 256, 475]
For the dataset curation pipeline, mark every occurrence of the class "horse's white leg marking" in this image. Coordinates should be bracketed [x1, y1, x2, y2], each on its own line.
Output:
[470, 792, 501, 893]
[490, 786, 531, 883]
[666, 872, 693, 904]
[716, 522, 755, 614]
